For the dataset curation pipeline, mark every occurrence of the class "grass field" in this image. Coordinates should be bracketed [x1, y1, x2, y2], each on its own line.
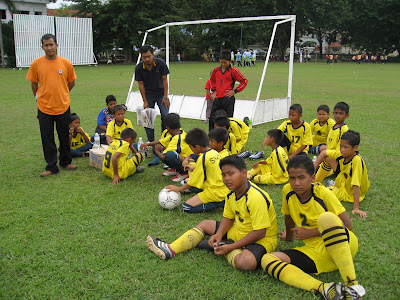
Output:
[1, 61, 399, 299]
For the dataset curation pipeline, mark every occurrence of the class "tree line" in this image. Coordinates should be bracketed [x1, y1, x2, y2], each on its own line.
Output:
[2, 0, 399, 65]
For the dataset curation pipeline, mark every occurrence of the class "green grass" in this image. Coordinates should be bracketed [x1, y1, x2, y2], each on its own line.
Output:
[1, 61, 399, 299]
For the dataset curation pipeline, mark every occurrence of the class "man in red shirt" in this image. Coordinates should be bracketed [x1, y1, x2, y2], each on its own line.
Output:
[209, 50, 248, 131]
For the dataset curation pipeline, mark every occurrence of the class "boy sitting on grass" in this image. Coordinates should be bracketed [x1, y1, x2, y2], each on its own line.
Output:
[314, 102, 350, 182]
[95, 94, 117, 137]
[314, 130, 370, 218]
[277, 103, 312, 159]
[147, 155, 278, 272]
[140, 113, 181, 167]
[165, 128, 229, 213]
[153, 113, 193, 182]
[102, 128, 144, 185]
[208, 127, 231, 159]
[261, 155, 365, 300]
[247, 129, 289, 185]
[309, 105, 335, 155]
[213, 116, 237, 154]
[106, 105, 136, 151]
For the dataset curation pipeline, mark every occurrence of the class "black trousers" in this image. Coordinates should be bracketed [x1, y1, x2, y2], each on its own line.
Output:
[37, 108, 72, 173]
[209, 96, 236, 131]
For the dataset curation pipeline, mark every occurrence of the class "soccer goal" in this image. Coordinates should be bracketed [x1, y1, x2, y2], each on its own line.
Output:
[125, 15, 296, 125]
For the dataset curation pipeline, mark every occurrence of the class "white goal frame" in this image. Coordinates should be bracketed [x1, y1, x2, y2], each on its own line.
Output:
[126, 15, 296, 125]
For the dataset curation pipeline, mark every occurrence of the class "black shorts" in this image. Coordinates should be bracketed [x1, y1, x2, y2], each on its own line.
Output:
[281, 249, 317, 274]
[215, 221, 267, 268]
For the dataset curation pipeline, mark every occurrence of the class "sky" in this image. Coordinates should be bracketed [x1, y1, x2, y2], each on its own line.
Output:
[46, 0, 73, 9]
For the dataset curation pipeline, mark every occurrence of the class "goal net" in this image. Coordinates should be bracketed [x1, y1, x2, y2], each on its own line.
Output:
[125, 16, 296, 125]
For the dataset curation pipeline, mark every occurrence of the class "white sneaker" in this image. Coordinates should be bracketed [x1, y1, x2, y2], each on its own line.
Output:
[180, 179, 188, 186]
[171, 173, 189, 183]
[344, 285, 365, 300]
[162, 168, 177, 176]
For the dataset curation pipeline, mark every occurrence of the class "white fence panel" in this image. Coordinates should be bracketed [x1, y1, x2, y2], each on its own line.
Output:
[13, 15, 95, 67]
[56, 17, 95, 65]
[14, 14, 54, 68]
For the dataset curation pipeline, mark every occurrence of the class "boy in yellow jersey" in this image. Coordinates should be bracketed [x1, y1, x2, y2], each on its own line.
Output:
[208, 127, 231, 159]
[309, 105, 335, 155]
[316, 131, 370, 218]
[69, 113, 93, 157]
[147, 155, 278, 272]
[165, 128, 229, 213]
[247, 129, 289, 185]
[140, 113, 181, 167]
[153, 113, 193, 182]
[277, 104, 312, 159]
[261, 155, 365, 300]
[314, 102, 350, 182]
[102, 128, 144, 184]
[213, 116, 237, 154]
[228, 117, 250, 153]
[106, 105, 135, 150]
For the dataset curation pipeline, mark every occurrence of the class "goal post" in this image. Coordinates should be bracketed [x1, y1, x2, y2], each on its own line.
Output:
[126, 15, 296, 125]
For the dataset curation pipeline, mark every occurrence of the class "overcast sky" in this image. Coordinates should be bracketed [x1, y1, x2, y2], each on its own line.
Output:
[47, 0, 73, 9]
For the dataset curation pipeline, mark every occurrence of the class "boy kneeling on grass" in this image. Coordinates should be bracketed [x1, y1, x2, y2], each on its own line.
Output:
[147, 155, 278, 271]
[102, 128, 144, 185]
[165, 128, 229, 213]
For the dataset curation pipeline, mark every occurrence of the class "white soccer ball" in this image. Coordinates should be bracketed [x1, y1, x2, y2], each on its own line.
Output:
[158, 188, 181, 210]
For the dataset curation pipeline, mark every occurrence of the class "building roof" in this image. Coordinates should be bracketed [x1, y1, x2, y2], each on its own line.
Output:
[328, 42, 343, 48]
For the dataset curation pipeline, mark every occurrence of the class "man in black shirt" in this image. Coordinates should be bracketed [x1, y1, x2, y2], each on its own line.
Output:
[135, 44, 170, 166]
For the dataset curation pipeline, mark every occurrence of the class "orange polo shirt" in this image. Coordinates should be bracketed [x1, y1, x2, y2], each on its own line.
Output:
[26, 56, 77, 115]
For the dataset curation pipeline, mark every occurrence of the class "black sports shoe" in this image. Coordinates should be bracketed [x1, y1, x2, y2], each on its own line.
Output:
[238, 150, 252, 158]
[322, 282, 344, 300]
[146, 235, 175, 260]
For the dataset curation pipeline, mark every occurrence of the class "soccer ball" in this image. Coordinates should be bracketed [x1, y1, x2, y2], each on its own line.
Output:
[158, 188, 181, 210]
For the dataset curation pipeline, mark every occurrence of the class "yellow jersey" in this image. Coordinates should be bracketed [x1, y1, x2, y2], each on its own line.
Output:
[309, 118, 335, 147]
[265, 146, 289, 183]
[102, 139, 141, 179]
[327, 150, 370, 202]
[188, 149, 228, 191]
[326, 123, 349, 151]
[224, 181, 278, 251]
[282, 183, 346, 248]
[70, 128, 90, 149]
[225, 132, 237, 154]
[218, 147, 231, 159]
[277, 120, 312, 154]
[106, 118, 134, 141]
[163, 130, 193, 157]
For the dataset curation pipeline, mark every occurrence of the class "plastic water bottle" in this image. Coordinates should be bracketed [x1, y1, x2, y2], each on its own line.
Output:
[312, 156, 317, 163]
[137, 137, 145, 155]
[93, 133, 100, 149]
[248, 119, 252, 129]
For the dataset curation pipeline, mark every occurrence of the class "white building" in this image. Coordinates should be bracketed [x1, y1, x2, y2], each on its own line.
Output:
[1, 0, 53, 23]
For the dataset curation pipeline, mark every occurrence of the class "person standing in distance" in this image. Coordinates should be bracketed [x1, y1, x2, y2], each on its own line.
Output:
[26, 34, 77, 177]
[135, 44, 170, 166]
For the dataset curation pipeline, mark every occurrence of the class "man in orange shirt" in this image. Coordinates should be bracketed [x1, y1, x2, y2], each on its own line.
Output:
[27, 34, 77, 177]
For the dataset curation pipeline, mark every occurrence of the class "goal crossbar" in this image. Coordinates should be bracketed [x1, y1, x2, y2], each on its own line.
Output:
[126, 15, 296, 125]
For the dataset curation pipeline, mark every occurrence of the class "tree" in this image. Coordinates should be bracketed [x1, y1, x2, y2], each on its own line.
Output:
[0, 0, 15, 67]
[347, 0, 400, 54]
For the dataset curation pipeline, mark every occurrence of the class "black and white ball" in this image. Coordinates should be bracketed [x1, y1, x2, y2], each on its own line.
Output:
[158, 188, 181, 210]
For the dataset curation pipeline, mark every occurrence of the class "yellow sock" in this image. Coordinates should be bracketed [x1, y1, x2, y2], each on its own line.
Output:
[249, 165, 261, 177]
[169, 227, 204, 254]
[261, 254, 324, 292]
[315, 161, 331, 182]
[225, 249, 242, 268]
[318, 212, 358, 286]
